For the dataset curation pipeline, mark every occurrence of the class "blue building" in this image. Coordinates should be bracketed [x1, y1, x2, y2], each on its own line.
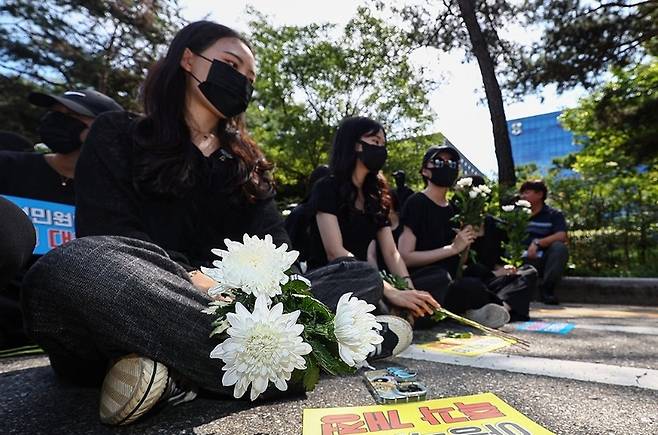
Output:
[507, 111, 579, 173]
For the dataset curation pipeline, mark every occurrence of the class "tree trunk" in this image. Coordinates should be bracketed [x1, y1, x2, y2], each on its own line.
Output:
[456, 0, 516, 188]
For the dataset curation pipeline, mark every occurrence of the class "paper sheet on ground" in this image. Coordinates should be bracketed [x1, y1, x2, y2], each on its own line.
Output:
[303, 392, 554, 434]
[419, 336, 513, 357]
[418, 328, 513, 357]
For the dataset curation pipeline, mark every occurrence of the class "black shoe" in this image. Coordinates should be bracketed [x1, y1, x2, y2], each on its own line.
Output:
[541, 293, 560, 305]
[367, 315, 413, 361]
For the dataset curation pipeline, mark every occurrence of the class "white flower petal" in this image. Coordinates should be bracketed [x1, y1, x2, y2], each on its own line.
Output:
[333, 293, 383, 367]
[212, 296, 312, 401]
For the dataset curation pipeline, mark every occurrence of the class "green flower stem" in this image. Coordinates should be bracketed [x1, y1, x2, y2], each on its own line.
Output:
[383, 271, 530, 349]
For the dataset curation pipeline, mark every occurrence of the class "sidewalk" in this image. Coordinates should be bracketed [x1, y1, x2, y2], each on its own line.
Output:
[2, 303, 657, 434]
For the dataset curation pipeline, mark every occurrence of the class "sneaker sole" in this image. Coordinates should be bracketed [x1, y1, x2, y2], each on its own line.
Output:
[466, 304, 511, 329]
[99, 355, 169, 426]
[375, 315, 413, 356]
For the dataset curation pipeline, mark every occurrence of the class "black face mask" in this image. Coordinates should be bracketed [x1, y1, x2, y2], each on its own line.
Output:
[38, 111, 87, 154]
[189, 53, 254, 118]
[357, 141, 387, 172]
[428, 166, 459, 187]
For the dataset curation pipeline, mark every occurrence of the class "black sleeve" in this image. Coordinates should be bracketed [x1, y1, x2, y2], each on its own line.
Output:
[552, 209, 568, 233]
[247, 198, 291, 248]
[400, 194, 423, 236]
[74, 112, 195, 270]
[309, 177, 339, 216]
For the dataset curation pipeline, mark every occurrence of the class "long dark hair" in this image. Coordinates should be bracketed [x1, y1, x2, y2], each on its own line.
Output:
[132, 21, 273, 200]
[329, 116, 391, 225]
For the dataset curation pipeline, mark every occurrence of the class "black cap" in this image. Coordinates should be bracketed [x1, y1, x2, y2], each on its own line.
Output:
[28, 89, 123, 117]
[421, 145, 460, 168]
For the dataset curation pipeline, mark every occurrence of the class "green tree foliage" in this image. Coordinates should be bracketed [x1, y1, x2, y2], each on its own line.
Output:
[245, 7, 436, 201]
[542, 62, 658, 276]
[0, 0, 184, 138]
[562, 61, 658, 164]
[514, 0, 658, 93]
[380, 0, 520, 188]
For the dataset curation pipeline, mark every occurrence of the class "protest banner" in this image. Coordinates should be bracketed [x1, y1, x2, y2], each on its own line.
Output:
[2, 195, 76, 255]
[303, 392, 554, 434]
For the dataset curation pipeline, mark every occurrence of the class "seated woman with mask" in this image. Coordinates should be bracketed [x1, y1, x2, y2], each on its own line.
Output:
[307, 117, 440, 327]
[397, 145, 510, 328]
[21, 22, 397, 426]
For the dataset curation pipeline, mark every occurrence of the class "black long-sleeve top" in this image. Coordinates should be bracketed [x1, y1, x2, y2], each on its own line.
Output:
[74, 111, 289, 271]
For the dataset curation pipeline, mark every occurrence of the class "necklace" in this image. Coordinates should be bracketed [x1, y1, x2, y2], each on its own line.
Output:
[60, 175, 71, 187]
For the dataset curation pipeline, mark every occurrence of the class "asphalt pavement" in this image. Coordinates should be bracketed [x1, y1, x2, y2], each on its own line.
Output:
[2, 303, 657, 434]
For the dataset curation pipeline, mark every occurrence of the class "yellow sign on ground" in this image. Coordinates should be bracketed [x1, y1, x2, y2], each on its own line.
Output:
[303, 392, 554, 434]
[419, 336, 513, 357]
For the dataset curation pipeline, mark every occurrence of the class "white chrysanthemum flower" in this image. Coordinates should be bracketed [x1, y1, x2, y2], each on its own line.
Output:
[524, 208, 532, 214]
[516, 199, 532, 208]
[605, 161, 619, 167]
[203, 234, 299, 300]
[211, 296, 312, 401]
[479, 185, 492, 194]
[502, 205, 515, 212]
[333, 292, 383, 367]
[468, 190, 479, 199]
[456, 177, 473, 188]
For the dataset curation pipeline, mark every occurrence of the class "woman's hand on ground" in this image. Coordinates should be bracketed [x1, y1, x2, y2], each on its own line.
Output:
[384, 285, 441, 318]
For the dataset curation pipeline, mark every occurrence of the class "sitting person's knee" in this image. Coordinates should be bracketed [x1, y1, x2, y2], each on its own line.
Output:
[548, 240, 568, 255]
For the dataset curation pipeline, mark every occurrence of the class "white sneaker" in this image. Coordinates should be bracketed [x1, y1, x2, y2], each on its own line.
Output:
[367, 315, 413, 361]
[464, 303, 511, 329]
[99, 354, 197, 426]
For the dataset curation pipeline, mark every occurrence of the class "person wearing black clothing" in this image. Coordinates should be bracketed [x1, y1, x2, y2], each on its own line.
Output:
[284, 164, 331, 268]
[0, 89, 123, 205]
[520, 180, 569, 305]
[308, 116, 439, 322]
[0, 197, 36, 348]
[0, 131, 33, 152]
[463, 177, 537, 321]
[0, 89, 123, 350]
[398, 145, 510, 328]
[392, 170, 414, 209]
[21, 22, 403, 427]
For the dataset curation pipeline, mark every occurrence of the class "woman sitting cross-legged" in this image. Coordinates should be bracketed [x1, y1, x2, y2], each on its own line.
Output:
[20, 22, 404, 426]
[306, 116, 441, 329]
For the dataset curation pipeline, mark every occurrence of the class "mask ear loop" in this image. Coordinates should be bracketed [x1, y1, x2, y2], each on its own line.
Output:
[185, 50, 213, 84]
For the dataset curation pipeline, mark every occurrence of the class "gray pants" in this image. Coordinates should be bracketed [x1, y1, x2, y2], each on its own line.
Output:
[21, 236, 382, 392]
[527, 241, 569, 297]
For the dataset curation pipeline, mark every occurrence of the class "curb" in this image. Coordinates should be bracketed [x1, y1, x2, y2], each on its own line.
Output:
[555, 277, 658, 306]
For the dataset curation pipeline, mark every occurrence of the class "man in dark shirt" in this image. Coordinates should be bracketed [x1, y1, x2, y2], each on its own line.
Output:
[520, 179, 569, 305]
[0, 89, 123, 349]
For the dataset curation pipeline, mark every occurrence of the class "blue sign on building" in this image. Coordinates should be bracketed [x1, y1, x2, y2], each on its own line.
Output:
[507, 111, 579, 173]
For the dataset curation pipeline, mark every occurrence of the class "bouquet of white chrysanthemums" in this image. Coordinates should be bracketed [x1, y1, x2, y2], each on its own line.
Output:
[499, 199, 533, 267]
[451, 177, 493, 277]
[200, 234, 384, 401]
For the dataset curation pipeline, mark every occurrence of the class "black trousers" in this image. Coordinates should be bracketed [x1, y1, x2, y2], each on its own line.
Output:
[0, 196, 36, 348]
[410, 264, 500, 315]
[22, 236, 383, 390]
[526, 241, 569, 297]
